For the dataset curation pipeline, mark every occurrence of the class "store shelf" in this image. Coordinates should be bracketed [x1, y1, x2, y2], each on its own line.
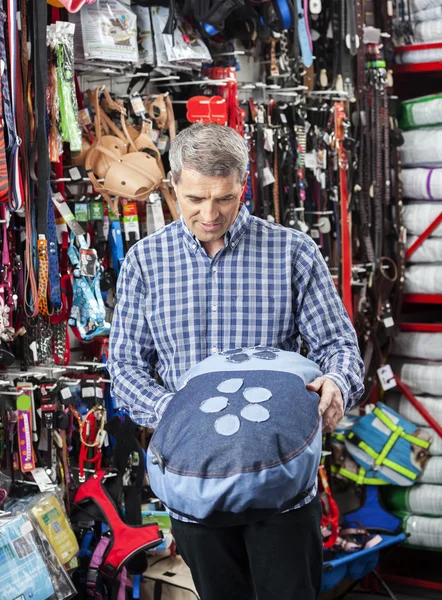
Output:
[393, 62, 442, 73]
[403, 294, 442, 304]
[400, 322, 442, 332]
[395, 41, 442, 53]
[394, 42, 442, 74]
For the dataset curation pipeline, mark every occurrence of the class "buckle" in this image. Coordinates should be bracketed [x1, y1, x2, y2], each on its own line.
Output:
[86, 568, 99, 585]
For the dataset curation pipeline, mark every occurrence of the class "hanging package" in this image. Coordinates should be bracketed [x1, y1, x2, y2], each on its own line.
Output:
[147, 347, 323, 526]
[68, 236, 111, 341]
[0, 516, 55, 600]
[80, 0, 138, 63]
[344, 402, 432, 486]
[132, 5, 155, 65]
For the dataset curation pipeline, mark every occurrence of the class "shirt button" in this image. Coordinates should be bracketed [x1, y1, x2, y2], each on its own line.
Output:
[212, 304, 217, 312]
[211, 347, 217, 354]
[192, 244, 197, 250]
[212, 266, 217, 273]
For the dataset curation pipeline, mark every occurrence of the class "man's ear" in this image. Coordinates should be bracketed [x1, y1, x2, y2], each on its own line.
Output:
[241, 171, 249, 193]
[170, 171, 178, 192]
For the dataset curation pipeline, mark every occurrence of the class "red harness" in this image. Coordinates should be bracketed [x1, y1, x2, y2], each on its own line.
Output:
[74, 469, 162, 578]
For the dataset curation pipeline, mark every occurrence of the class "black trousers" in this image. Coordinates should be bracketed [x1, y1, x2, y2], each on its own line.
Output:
[171, 495, 323, 600]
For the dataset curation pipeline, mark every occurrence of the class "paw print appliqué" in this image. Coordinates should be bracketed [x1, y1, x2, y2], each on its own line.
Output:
[199, 348, 279, 436]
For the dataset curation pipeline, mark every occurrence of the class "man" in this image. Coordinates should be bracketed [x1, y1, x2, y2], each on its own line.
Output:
[107, 123, 364, 600]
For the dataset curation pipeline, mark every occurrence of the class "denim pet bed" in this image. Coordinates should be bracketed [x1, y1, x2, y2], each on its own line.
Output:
[147, 347, 323, 526]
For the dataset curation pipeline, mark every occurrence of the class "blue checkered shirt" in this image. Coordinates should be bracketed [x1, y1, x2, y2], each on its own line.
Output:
[107, 204, 365, 522]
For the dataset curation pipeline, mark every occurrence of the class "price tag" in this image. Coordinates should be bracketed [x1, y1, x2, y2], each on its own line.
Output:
[69, 167, 82, 181]
[150, 129, 159, 144]
[80, 249, 98, 278]
[90, 201, 104, 221]
[75, 203, 89, 222]
[78, 108, 92, 127]
[52, 195, 86, 237]
[383, 316, 394, 329]
[60, 387, 72, 401]
[262, 166, 275, 187]
[304, 151, 318, 170]
[130, 94, 146, 115]
[377, 364, 396, 392]
[157, 134, 170, 154]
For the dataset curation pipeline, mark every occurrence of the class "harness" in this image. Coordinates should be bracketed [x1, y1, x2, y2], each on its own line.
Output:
[68, 235, 111, 341]
[345, 403, 431, 485]
[74, 469, 163, 578]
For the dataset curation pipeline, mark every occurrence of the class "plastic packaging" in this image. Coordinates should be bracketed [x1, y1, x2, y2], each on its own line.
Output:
[0, 512, 76, 600]
[47, 22, 82, 152]
[80, 0, 139, 63]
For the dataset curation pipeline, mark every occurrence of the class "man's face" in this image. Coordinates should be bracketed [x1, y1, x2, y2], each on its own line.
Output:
[173, 169, 246, 246]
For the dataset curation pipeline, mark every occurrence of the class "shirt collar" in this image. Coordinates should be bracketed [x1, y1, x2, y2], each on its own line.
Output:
[180, 204, 251, 253]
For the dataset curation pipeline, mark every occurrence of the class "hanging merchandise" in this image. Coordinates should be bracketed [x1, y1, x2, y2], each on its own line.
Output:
[343, 402, 432, 486]
[151, 6, 188, 71]
[68, 236, 111, 341]
[47, 22, 83, 154]
[162, 15, 212, 66]
[0, 515, 55, 600]
[80, 0, 139, 63]
[132, 4, 155, 65]
[84, 86, 163, 215]
[0, 512, 77, 600]
[31, 494, 79, 567]
[73, 469, 162, 574]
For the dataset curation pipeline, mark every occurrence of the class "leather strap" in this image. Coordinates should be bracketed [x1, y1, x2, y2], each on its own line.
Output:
[273, 133, 280, 224]
[37, 237, 50, 317]
[32, 0, 50, 234]
[18, 0, 38, 317]
[0, 69, 9, 203]
[47, 197, 61, 310]
[355, 0, 365, 98]
[7, 0, 25, 212]
[0, 10, 13, 150]
[295, 0, 313, 68]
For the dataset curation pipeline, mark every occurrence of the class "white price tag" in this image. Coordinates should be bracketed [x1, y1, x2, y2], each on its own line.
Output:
[304, 152, 318, 170]
[82, 387, 95, 398]
[31, 467, 56, 492]
[69, 167, 82, 181]
[377, 364, 397, 392]
[383, 316, 394, 329]
[262, 166, 275, 187]
[60, 387, 72, 400]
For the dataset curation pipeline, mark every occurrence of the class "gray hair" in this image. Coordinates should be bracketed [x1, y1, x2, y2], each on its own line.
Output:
[169, 122, 249, 184]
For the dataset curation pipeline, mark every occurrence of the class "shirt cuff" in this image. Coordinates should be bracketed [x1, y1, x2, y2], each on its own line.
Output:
[323, 372, 350, 410]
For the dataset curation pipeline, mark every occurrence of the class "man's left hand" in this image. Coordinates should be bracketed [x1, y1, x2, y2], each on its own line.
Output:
[306, 377, 344, 433]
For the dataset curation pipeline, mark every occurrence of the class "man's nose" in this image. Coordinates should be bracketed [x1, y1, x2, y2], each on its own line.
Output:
[200, 202, 219, 223]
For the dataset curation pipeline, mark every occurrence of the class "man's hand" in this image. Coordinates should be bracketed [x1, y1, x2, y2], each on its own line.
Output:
[306, 376, 344, 433]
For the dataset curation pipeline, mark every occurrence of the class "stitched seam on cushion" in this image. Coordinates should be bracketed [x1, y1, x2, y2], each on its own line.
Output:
[151, 416, 320, 478]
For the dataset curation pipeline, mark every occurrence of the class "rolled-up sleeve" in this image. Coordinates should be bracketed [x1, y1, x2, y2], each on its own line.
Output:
[293, 236, 365, 410]
[107, 248, 173, 428]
